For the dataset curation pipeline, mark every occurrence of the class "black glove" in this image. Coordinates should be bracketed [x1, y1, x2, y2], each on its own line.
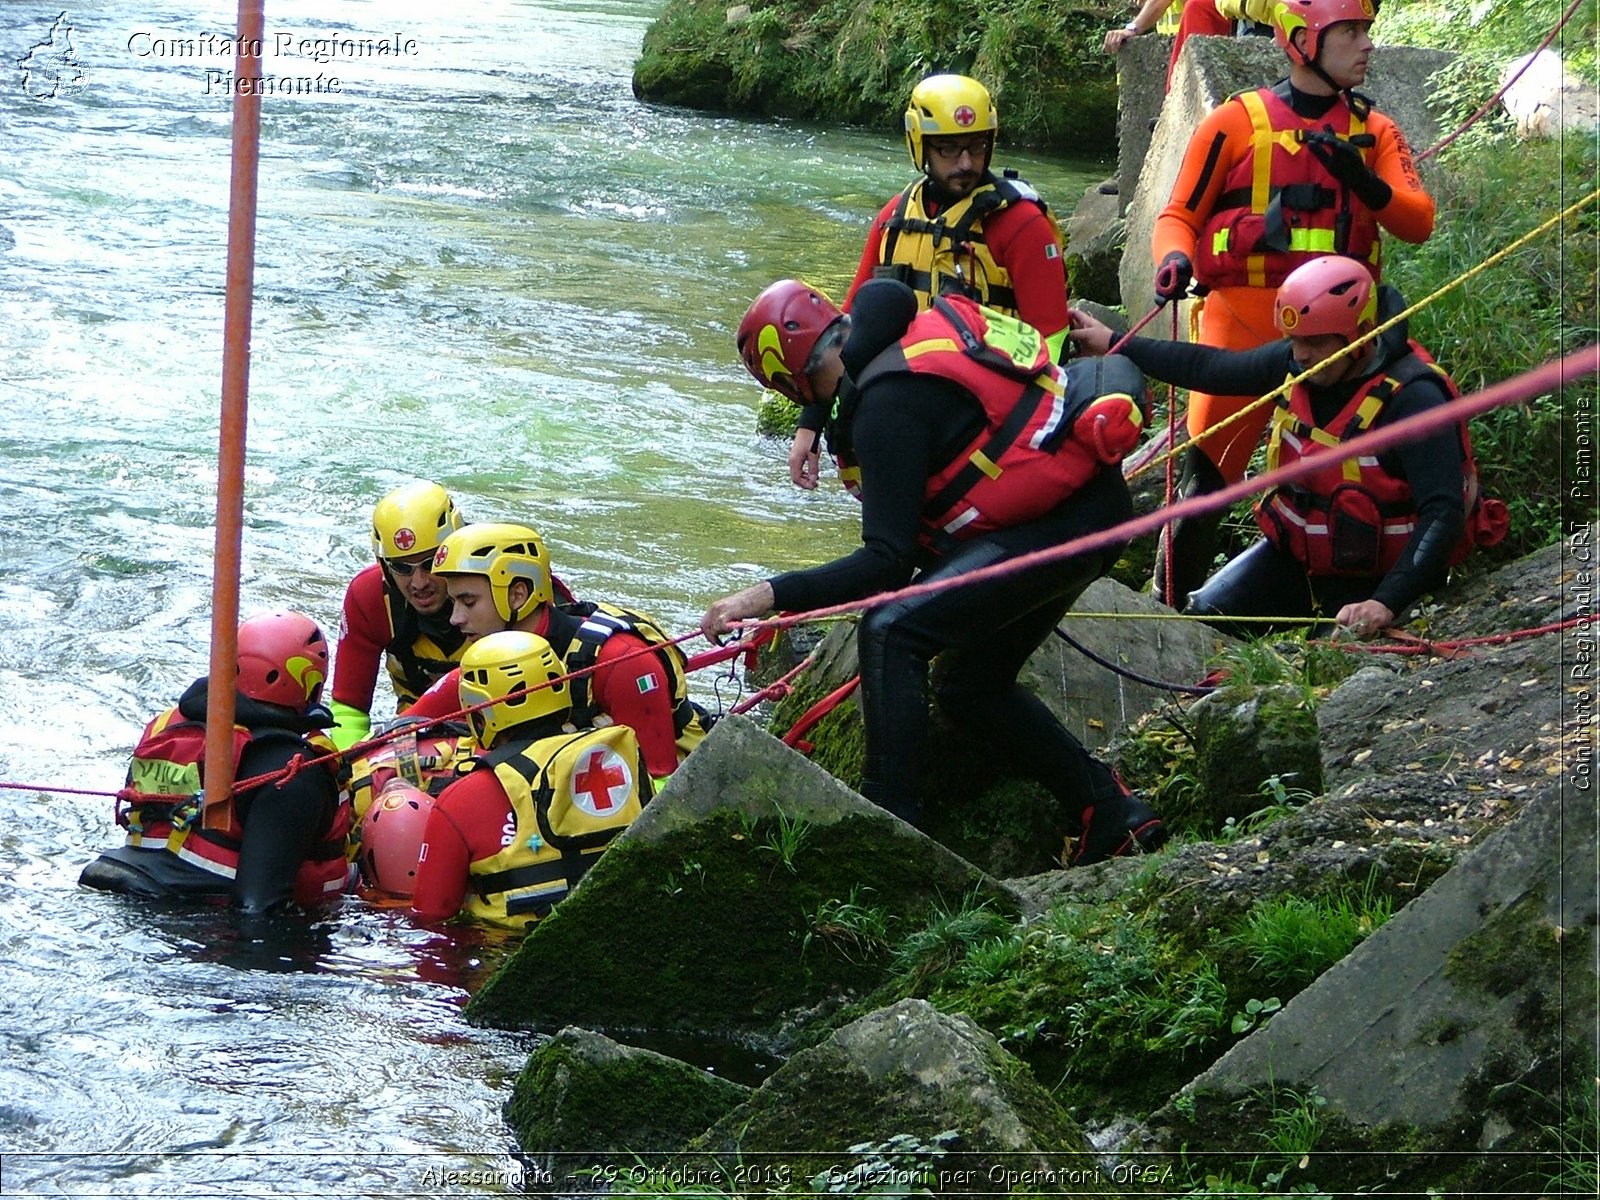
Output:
[1153, 250, 1193, 304]
[1304, 129, 1392, 210]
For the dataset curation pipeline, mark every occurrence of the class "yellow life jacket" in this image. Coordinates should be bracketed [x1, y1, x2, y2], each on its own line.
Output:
[872, 174, 1062, 316]
[1215, 0, 1276, 27]
[1156, 0, 1183, 35]
[381, 586, 469, 705]
[343, 723, 476, 824]
[464, 724, 649, 927]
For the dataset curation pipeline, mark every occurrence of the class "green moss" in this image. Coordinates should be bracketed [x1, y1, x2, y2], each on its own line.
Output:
[691, 1034, 1106, 1191]
[1444, 890, 1598, 1060]
[923, 776, 1069, 879]
[755, 391, 802, 439]
[466, 810, 1010, 1038]
[907, 900, 1230, 1115]
[506, 1034, 748, 1168]
[1190, 685, 1322, 834]
[1446, 890, 1566, 998]
[1110, 710, 1203, 834]
[633, 0, 1120, 153]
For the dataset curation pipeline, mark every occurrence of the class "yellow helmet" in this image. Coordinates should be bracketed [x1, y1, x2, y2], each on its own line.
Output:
[903, 74, 998, 171]
[371, 481, 463, 561]
[430, 522, 554, 624]
[457, 630, 570, 749]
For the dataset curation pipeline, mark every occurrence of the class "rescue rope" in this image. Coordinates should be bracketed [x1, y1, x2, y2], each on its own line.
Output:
[722, 344, 1599, 639]
[1050, 626, 1218, 696]
[1162, 300, 1181, 606]
[1416, 0, 1590, 164]
[1108, 302, 1167, 354]
[728, 649, 821, 716]
[781, 676, 862, 751]
[1323, 613, 1591, 657]
[1129, 185, 1600, 482]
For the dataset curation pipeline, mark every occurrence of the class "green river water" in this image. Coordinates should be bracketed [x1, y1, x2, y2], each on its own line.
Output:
[0, 0, 1106, 1190]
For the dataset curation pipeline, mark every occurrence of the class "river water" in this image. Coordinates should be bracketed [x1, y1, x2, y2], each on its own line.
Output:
[0, 1, 1104, 1193]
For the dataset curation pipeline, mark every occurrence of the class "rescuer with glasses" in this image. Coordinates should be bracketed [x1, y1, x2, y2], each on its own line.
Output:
[786, 73, 1073, 490]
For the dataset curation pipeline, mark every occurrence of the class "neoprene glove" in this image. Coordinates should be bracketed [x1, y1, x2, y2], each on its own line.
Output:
[1072, 394, 1146, 464]
[1153, 250, 1193, 304]
[1304, 130, 1393, 210]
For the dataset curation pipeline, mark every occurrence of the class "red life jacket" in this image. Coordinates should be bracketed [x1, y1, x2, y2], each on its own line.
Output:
[1255, 343, 1505, 577]
[1195, 85, 1382, 291]
[845, 295, 1119, 548]
[119, 708, 351, 905]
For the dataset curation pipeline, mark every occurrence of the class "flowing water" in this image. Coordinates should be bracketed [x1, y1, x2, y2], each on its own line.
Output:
[0, 1, 1105, 1191]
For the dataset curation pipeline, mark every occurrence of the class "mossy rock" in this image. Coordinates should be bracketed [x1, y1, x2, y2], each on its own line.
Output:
[466, 716, 1016, 1044]
[768, 624, 1082, 877]
[1187, 683, 1322, 832]
[506, 1028, 750, 1188]
[755, 390, 803, 439]
[633, 0, 1120, 154]
[690, 999, 1111, 1192]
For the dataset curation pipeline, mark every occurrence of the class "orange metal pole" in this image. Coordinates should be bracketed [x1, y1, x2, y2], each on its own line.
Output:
[203, 0, 265, 820]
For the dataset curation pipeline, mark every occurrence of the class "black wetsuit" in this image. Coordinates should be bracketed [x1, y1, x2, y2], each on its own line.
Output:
[767, 284, 1133, 826]
[79, 681, 342, 914]
[1116, 324, 1466, 629]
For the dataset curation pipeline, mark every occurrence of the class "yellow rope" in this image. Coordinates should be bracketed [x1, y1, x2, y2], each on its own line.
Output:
[1057, 610, 1318, 623]
[1131, 184, 1600, 481]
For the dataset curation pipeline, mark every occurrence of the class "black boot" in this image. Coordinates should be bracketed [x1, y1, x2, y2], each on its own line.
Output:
[1152, 447, 1228, 609]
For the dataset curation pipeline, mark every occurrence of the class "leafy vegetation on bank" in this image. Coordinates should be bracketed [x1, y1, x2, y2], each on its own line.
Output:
[633, 0, 1125, 153]
[1374, 0, 1598, 558]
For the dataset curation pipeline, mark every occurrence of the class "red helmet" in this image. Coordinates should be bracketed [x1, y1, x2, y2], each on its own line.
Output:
[1275, 255, 1377, 341]
[1273, 0, 1378, 66]
[236, 611, 329, 713]
[356, 780, 436, 901]
[735, 279, 843, 404]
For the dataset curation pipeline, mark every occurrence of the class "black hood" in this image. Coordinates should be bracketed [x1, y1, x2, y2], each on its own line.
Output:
[841, 279, 918, 380]
[177, 677, 335, 735]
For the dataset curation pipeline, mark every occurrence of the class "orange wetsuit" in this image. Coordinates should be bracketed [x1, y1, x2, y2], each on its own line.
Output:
[1153, 83, 1433, 481]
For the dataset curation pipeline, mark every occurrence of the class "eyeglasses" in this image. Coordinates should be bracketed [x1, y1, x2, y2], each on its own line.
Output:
[386, 554, 436, 578]
[927, 136, 991, 162]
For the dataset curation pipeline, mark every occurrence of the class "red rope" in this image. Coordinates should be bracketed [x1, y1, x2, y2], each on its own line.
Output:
[722, 345, 1599, 637]
[728, 649, 820, 716]
[780, 676, 862, 751]
[11, 349, 1594, 804]
[1325, 614, 1591, 657]
[1107, 302, 1165, 356]
[1162, 301, 1181, 607]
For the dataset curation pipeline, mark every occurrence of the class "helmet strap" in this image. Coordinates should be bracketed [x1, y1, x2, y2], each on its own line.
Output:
[1307, 55, 1346, 96]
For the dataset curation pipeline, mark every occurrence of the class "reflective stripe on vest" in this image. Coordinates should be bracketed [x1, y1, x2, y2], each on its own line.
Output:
[1257, 345, 1481, 576]
[1196, 87, 1380, 291]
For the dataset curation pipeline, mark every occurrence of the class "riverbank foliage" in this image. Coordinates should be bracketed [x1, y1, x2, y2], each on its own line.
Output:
[1375, 0, 1598, 558]
[633, 0, 1125, 154]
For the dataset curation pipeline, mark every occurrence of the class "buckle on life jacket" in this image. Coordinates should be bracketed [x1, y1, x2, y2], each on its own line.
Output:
[168, 793, 203, 832]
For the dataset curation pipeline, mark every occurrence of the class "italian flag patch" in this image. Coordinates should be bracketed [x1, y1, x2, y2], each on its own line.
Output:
[635, 674, 659, 695]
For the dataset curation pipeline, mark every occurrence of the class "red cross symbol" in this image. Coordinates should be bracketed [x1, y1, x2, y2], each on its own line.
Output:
[572, 747, 631, 815]
[954, 105, 976, 127]
[393, 527, 417, 551]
